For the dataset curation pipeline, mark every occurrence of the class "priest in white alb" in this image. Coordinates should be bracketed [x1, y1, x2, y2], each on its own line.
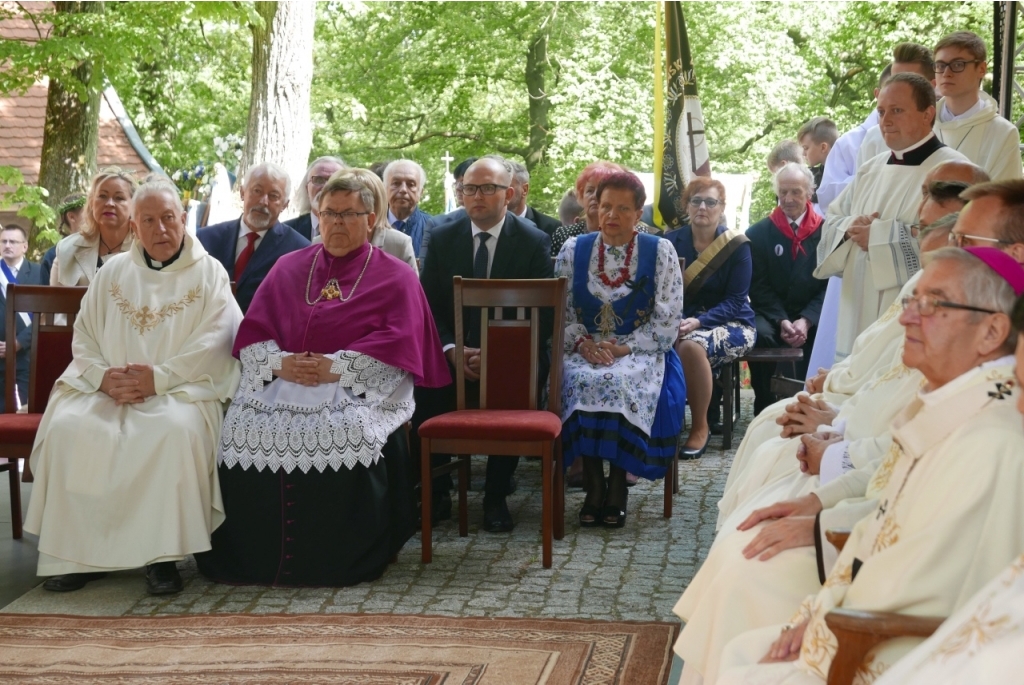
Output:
[815, 72, 968, 361]
[714, 246, 1024, 685]
[24, 179, 242, 595]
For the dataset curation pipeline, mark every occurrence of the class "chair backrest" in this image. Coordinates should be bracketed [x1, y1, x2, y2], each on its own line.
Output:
[452, 277, 567, 415]
[5, 285, 87, 414]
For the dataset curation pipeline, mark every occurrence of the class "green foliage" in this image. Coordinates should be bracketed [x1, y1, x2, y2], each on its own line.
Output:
[0, 167, 58, 249]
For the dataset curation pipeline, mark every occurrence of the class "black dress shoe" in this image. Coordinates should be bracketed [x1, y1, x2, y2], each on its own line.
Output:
[482, 497, 514, 533]
[43, 572, 107, 593]
[146, 562, 183, 595]
[434, 490, 453, 522]
[507, 476, 517, 496]
[708, 421, 724, 436]
[680, 434, 711, 461]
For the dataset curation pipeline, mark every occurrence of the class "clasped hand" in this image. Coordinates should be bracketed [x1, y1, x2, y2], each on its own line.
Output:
[579, 339, 629, 366]
[776, 392, 838, 438]
[100, 363, 156, 405]
[779, 318, 809, 348]
[445, 347, 482, 381]
[276, 352, 341, 387]
[845, 212, 879, 251]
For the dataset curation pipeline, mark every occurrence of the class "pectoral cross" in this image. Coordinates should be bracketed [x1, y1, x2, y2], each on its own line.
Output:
[989, 380, 1014, 400]
[876, 501, 888, 519]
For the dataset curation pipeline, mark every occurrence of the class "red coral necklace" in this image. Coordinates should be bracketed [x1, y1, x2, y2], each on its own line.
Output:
[597, 232, 638, 288]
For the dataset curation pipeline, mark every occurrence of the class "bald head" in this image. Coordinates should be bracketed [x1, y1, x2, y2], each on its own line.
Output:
[923, 160, 990, 189]
[917, 161, 989, 229]
[467, 157, 513, 185]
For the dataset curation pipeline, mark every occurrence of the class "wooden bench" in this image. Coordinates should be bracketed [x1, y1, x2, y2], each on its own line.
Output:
[719, 348, 804, 450]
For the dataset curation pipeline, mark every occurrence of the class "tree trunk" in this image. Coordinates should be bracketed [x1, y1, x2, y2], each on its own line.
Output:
[37, 1, 104, 232]
[523, 21, 553, 173]
[240, 0, 315, 198]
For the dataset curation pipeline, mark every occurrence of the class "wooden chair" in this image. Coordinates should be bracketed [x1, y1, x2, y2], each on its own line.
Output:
[0, 285, 87, 538]
[821, 527, 944, 685]
[419, 277, 567, 568]
[718, 348, 804, 450]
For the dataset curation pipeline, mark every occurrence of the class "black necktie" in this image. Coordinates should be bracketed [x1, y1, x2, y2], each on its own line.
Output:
[474, 233, 491, 278]
[790, 221, 799, 232]
[468, 233, 491, 345]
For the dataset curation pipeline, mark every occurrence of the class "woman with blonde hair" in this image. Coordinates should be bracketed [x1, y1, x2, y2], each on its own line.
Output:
[313, 167, 416, 270]
[50, 167, 138, 286]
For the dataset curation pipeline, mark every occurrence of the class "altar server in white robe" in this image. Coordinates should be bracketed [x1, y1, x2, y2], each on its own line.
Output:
[932, 31, 1023, 182]
[24, 179, 242, 595]
[872, 309, 1024, 685]
[816, 72, 968, 361]
[714, 246, 1024, 685]
[719, 161, 991, 526]
[677, 182, 1024, 685]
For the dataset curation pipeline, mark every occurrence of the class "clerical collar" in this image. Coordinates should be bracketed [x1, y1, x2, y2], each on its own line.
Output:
[143, 240, 185, 270]
[939, 96, 985, 123]
[887, 133, 944, 166]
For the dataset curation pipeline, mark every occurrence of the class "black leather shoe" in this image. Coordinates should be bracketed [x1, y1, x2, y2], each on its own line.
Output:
[434, 490, 453, 522]
[680, 435, 711, 461]
[708, 421, 724, 436]
[146, 562, 183, 595]
[507, 476, 517, 496]
[43, 572, 107, 593]
[482, 497, 514, 533]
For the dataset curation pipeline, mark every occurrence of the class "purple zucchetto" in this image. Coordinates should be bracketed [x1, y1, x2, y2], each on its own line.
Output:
[963, 246, 1024, 297]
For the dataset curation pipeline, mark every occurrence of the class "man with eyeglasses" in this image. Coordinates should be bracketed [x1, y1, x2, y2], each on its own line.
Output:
[0, 223, 42, 412]
[416, 156, 552, 533]
[815, 72, 969, 363]
[198, 162, 310, 313]
[933, 31, 1023, 181]
[284, 156, 347, 241]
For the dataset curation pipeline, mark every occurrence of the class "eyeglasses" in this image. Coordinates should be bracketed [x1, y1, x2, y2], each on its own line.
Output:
[461, 184, 509, 197]
[688, 196, 720, 208]
[309, 175, 331, 186]
[934, 59, 983, 73]
[947, 231, 1014, 248]
[320, 210, 370, 223]
[0, 239, 25, 245]
[901, 294, 996, 317]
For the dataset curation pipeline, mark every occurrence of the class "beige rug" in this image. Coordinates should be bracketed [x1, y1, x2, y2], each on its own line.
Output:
[0, 612, 677, 684]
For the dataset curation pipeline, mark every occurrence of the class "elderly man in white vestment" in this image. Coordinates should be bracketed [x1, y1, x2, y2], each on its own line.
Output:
[24, 179, 242, 595]
[815, 72, 968, 362]
[674, 179, 1024, 685]
[718, 161, 991, 528]
[710, 246, 1024, 685]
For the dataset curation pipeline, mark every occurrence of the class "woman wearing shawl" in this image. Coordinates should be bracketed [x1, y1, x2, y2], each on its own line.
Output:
[665, 178, 756, 459]
[746, 163, 828, 415]
[196, 170, 450, 587]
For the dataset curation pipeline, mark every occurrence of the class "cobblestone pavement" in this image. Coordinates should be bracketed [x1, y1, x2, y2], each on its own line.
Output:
[116, 398, 752, 622]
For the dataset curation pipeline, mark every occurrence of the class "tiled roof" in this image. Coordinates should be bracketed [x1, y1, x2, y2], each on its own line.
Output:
[0, 2, 156, 195]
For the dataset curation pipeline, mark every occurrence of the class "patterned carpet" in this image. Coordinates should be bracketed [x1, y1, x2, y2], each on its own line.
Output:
[0, 612, 678, 684]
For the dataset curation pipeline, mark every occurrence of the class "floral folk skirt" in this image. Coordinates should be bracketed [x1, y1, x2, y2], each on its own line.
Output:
[680, 321, 757, 374]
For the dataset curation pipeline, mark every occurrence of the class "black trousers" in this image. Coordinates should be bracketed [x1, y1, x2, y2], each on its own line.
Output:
[750, 314, 814, 414]
[411, 365, 518, 502]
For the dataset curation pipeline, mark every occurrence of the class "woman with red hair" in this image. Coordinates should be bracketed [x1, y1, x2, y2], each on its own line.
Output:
[550, 161, 653, 257]
[665, 177, 755, 460]
[555, 171, 685, 528]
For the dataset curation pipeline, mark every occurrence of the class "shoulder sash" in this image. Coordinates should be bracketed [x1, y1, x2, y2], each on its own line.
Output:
[683, 228, 749, 297]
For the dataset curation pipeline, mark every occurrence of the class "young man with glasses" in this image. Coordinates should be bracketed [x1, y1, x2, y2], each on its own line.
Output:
[933, 31, 1023, 181]
[0, 224, 42, 412]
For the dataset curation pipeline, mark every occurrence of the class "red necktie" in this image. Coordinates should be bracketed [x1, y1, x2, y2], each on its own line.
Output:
[234, 232, 259, 280]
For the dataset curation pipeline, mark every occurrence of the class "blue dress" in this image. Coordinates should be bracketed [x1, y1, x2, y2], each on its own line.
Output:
[664, 225, 756, 369]
[556, 232, 686, 480]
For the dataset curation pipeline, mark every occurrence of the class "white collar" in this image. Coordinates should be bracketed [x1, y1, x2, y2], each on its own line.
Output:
[919, 354, 1015, 405]
[514, 205, 527, 218]
[939, 95, 986, 123]
[471, 220, 504, 240]
[891, 132, 936, 160]
[785, 211, 806, 226]
[3, 257, 24, 272]
[388, 209, 416, 225]
[239, 218, 269, 238]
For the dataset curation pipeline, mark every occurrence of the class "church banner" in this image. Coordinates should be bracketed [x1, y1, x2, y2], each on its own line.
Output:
[653, 1, 711, 231]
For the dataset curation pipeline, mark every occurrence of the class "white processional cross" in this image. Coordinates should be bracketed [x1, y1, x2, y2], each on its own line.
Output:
[442, 150, 456, 212]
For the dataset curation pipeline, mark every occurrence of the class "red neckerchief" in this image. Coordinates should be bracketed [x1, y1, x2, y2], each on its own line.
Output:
[769, 202, 823, 259]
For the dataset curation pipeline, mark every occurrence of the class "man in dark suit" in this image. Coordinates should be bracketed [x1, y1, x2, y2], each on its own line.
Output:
[507, 159, 561, 238]
[417, 157, 553, 533]
[384, 160, 436, 263]
[284, 156, 346, 241]
[198, 162, 310, 313]
[0, 224, 43, 412]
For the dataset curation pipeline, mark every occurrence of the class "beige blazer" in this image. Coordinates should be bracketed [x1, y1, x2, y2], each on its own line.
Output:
[51, 232, 135, 286]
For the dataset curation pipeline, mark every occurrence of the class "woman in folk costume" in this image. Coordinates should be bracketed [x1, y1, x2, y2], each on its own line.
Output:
[664, 177, 756, 459]
[714, 247, 1024, 685]
[196, 170, 449, 587]
[555, 171, 684, 528]
[26, 180, 242, 595]
[50, 167, 138, 286]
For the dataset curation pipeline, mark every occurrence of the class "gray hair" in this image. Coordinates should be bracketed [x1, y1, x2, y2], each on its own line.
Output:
[294, 155, 347, 213]
[927, 246, 1018, 352]
[558, 189, 583, 225]
[132, 179, 183, 215]
[767, 139, 803, 170]
[319, 169, 378, 220]
[383, 159, 427, 189]
[507, 159, 530, 185]
[242, 162, 292, 200]
[771, 162, 816, 195]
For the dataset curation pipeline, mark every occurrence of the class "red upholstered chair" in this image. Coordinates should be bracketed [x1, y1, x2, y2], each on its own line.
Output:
[419, 277, 567, 568]
[0, 285, 87, 538]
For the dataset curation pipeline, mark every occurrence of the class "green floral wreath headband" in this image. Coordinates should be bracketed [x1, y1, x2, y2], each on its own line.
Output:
[56, 196, 87, 215]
